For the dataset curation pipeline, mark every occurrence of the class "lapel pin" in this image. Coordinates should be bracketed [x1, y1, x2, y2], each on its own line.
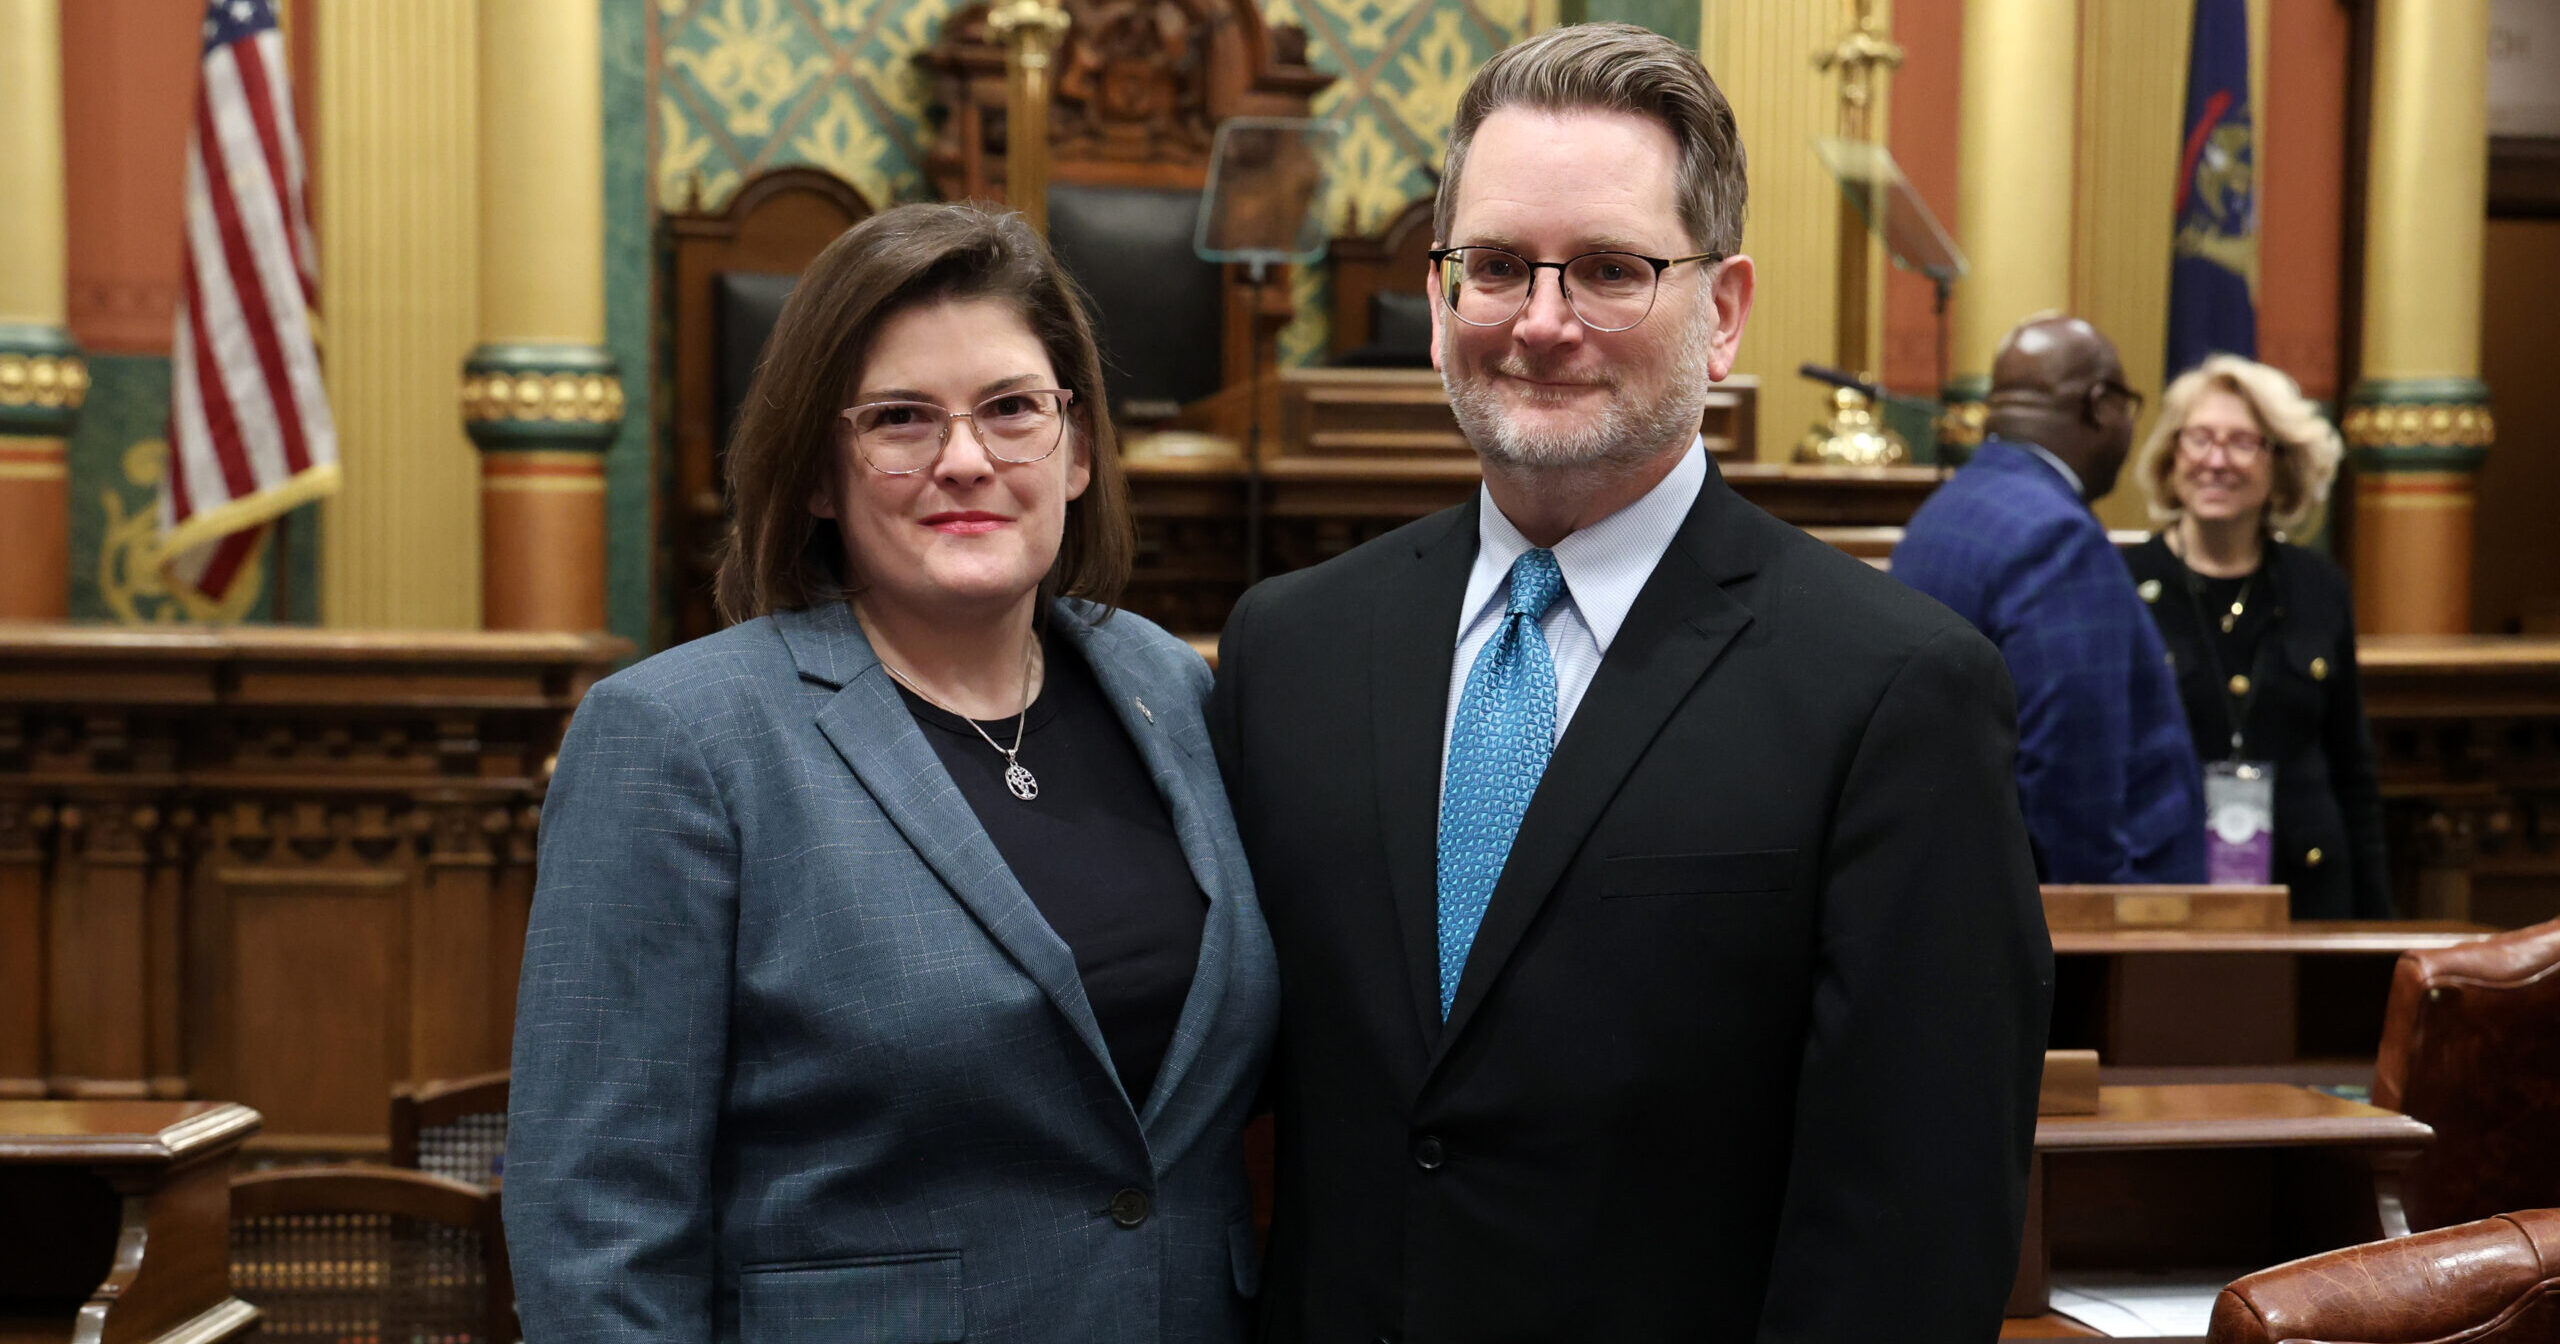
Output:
[1134, 696, 1154, 724]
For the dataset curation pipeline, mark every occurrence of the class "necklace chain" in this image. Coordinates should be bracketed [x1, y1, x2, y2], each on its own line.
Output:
[880, 639, 1042, 801]
[2175, 520, 2258, 632]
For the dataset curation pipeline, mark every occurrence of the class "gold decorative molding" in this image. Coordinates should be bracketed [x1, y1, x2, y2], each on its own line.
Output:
[0, 351, 86, 410]
[2342, 403, 2497, 452]
[459, 370, 625, 425]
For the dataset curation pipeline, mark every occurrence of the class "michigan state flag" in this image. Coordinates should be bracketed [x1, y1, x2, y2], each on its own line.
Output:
[2166, 0, 2256, 376]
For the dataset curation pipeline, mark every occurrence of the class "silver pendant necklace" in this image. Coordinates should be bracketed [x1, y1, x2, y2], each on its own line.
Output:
[882, 638, 1040, 801]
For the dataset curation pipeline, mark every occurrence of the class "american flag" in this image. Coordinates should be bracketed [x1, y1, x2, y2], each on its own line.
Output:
[160, 0, 338, 607]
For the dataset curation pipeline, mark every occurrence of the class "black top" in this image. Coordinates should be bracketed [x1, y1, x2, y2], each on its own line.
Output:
[2126, 534, 2392, 918]
[896, 626, 1207, 1108]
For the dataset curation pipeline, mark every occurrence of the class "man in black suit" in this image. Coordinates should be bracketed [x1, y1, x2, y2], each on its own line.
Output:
[1208, 23, 2053, 1343]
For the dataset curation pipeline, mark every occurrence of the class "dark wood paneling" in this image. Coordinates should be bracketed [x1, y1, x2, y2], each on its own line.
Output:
[227, 879, 404, 1141]
[0, 626, 619, 1158]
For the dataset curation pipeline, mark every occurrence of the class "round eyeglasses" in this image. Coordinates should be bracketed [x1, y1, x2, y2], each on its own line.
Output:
[1426, 245, 1724, 333]
[840, 388, 1075, 475]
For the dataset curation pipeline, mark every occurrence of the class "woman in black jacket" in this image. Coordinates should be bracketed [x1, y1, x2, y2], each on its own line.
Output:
[2125, 354, 2391, 918]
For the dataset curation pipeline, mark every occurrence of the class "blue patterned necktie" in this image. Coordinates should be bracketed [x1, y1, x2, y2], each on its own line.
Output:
[1436, 547, 1565, 1018]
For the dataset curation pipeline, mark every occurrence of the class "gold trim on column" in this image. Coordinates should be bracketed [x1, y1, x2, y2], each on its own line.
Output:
[482, 454, 606, 494]
[2355, 472, 2474, 509]
[0, 440, 66, 481]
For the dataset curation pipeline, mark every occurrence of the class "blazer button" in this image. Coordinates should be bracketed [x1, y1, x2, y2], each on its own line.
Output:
[2305, 847, 2324, 867]
[2311, 656, 2330, 681]
[2228, 674, 2251, 696]
[1107, 1188, 1151, 1227]
[1413, 1136, 1446, 1171]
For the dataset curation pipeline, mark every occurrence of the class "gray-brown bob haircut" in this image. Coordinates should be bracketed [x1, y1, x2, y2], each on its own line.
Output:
[1435, 22, 1748, 256]
[713, 201, 1132, 625]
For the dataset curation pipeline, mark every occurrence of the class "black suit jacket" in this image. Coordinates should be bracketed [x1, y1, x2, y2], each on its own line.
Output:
[2124, 535, 2391, 918]
[1209, 460, 2053, 1343]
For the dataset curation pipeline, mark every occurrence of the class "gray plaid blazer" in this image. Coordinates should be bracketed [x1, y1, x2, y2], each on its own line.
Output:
[506, 599, 1277, 1344]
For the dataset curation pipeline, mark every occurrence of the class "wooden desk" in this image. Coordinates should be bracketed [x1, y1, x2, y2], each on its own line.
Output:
[2050, 921, 2492, 1081]
[0, 1100, 263, 1344]
[2012, 1085, 2433, 1325]
[0, 625, 623, 1158]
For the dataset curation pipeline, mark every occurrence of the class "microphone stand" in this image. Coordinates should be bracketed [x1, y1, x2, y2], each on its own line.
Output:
[1244, 256, 1272, 587]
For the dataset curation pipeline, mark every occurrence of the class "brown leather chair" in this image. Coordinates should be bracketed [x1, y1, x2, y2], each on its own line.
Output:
[2208, 1208, 2560, 1343]
[231, 1167, 517, 1344]
[2373, 917, 2560, 1232]
[387, 1068, 510, 1188]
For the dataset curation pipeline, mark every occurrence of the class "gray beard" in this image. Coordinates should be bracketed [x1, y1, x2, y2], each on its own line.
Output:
[1442, 305, 1719, 472]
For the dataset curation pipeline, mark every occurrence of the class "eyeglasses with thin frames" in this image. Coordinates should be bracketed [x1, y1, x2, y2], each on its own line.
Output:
[2175, 424, 2269, 464]
[839, 388, 1076, 476]
[1426, 245, 1723, 333]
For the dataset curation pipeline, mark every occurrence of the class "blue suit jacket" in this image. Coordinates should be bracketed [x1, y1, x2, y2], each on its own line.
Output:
[506, 598, 1278, 1344]
[1892, 440, 2207, 884]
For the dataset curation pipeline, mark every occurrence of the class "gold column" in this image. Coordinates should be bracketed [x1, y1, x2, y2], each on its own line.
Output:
[2345, 0, 2492, 635]
[318, 2, 481, 629]
[988, 0, 1070, 232]
[1699, 2, 1867, 460]
[465, 0, 619, 632]
[1942, 0, 2077, 458]
[0, 0, 81, 618]
[2071, 0, 2189, 529]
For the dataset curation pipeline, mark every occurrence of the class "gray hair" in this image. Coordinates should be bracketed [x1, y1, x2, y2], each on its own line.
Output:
[1433, 22, 1748, 256]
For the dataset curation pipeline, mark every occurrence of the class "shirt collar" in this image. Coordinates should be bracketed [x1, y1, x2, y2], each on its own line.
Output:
[1462, 438, 1707, 654]
[2006, 437, 2086, 499]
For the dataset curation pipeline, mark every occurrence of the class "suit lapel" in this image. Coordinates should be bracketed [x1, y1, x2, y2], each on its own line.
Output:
[1432, 468, 1762, 1060]
[778, 603, 1125, 1105]
[1056, 606, 1235, 1137]
[1374, 503, 1484, 1049]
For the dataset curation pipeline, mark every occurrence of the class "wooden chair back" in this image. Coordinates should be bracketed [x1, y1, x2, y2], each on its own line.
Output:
[230, 1167, 516, 1344]
[919, 0, 1332, 422]
[2208, 1208, 2560, 1343]
[663, 167, 877, 643]
[2374, 916, 2560, 1231]
[1328, 196, 1436, 365]
[388, 1069, 511, 1188]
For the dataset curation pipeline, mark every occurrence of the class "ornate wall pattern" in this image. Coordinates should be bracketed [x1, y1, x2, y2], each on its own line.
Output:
[653, 0, 954, 214]
[647, 0, 1525, 368]
[65, 355, 316, 624]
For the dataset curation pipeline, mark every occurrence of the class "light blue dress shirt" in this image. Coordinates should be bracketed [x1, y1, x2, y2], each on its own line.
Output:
[1442, 439, 1707, 776]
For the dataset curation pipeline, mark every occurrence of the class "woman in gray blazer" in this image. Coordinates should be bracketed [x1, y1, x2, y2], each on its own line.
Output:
[506, 203, 1276, 1344]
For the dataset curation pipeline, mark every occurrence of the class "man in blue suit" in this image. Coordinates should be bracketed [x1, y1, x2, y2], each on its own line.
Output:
[1895, 314, 2207, 883]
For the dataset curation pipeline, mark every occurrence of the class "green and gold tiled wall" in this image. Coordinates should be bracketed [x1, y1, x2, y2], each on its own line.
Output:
[67, 358, 320, 624]
[645, 0, 1530, 367]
